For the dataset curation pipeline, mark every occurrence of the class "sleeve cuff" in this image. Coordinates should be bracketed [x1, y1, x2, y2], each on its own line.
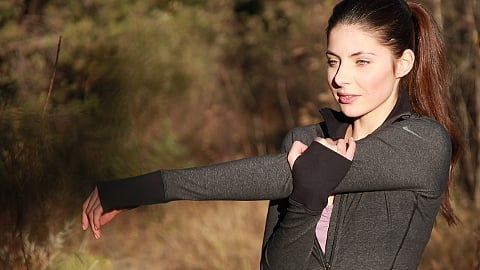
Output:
[290, 141, 352, 212]
[97, 170, 166, 212]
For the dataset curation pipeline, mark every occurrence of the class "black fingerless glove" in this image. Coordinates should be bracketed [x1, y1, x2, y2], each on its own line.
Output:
[290, 141, 352, 213]
[97, 170, 166, 212]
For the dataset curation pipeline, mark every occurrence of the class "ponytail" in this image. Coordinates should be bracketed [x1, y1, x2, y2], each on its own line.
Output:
[404, 2, 462, 225]
[326, 0, 463, 225]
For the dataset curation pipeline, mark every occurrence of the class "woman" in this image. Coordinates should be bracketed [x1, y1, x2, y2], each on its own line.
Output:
[82, 0, 461, 269]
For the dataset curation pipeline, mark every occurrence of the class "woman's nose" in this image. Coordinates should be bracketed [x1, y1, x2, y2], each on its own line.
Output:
[332, 63, 349, 88]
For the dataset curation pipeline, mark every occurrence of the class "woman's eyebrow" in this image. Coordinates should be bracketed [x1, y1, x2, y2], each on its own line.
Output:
[351, 51, 377, 57]
[325, 50, 339, 57]
[326, 50, 377, 57]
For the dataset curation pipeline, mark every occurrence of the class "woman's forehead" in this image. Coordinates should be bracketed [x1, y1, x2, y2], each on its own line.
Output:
[327, 24, 388, 54]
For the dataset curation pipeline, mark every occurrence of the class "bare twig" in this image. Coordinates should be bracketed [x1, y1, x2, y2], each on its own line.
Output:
[42, 35, 62, 120]
[474, 232, 480, 270]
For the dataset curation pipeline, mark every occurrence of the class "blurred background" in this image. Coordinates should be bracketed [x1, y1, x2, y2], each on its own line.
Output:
[0, 0, 479, 269]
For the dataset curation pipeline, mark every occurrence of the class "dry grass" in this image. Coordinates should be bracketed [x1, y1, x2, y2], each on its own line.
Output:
[420, 193, 480, 270]
[77, 201, 268, 270]
[55, 197, 479, 270]
[2, 193, 475, 270]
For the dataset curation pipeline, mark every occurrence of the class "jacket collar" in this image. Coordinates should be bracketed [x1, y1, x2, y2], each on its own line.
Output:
[319, 91, 413, 140]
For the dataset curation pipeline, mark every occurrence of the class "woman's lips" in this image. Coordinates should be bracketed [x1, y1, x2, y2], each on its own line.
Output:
[338, 94, 359, 104]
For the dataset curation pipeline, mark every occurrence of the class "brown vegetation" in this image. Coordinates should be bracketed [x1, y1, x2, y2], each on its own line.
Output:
[0, 0, 479, 269]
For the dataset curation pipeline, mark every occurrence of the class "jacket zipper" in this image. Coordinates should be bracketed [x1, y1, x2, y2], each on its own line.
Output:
[326, 194, 344, 269]
[313, 236, 330, 269]
[313, 195, 343, 270]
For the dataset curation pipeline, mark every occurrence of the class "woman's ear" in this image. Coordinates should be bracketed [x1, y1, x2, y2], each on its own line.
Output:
[395, 49, 415, 78]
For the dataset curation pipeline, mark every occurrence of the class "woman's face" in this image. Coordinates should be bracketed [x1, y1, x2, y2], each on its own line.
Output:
[326, 24, 404, 126]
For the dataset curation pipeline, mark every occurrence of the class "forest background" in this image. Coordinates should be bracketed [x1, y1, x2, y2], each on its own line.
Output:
[1, 0, 479, 269]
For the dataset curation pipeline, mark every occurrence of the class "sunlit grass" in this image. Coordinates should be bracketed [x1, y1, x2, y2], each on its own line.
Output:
[48, 196, 480, 270]
[71, 201, 268, 270]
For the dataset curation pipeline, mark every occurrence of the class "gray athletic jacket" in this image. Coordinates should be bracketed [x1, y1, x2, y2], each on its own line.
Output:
[97, 93, 451, 269]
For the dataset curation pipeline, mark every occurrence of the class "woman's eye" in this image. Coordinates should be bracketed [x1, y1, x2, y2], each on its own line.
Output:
[356, 59, 370, 65]
[327, 59, 339, 67]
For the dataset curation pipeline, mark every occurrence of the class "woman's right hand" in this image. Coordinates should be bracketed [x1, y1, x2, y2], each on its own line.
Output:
[287, 137, 356, 212]
[288, 137, 356, 169]
[82, 187, 123, 239]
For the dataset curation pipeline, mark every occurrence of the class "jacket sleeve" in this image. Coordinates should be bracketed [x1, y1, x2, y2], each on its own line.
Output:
[260, 117, 452, 269]
[97, 153, 293, 212]
[261, 124, 323, 248]
[261, 200, 323, 270]
[161, 154, 292, 201]
[97, 123, 323, 213]
[261, 125, 347, 270]
[261, 145, 351, 270]
[333, 117, 452, 197]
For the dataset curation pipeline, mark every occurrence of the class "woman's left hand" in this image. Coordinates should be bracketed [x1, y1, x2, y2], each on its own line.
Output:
[82, 187, 123, 239]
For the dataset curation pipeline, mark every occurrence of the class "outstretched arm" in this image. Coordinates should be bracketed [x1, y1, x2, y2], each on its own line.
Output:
[82, 153, 294, 239]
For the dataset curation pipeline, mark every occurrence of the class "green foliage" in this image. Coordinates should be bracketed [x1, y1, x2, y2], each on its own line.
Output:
[2, 0, 476, 269]
[0, 1, 334, 268]
[49, 253, 111, 270]
[0, 2, 18, 27]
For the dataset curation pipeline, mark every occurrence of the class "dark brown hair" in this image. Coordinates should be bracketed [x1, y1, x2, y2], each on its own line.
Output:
[326, 0, 462, 225]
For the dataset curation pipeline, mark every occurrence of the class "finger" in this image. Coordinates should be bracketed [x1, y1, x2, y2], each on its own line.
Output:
[336, 139, 347, 155]
[345, 137, 356, 161]
[93, 215, 102, 240]
[82, 189, 97, 230]
[100, 209, 122, 226]
[288, 152, 301, 169]
[89, 216, 97, 239]
[82, 196, 90, 230]
[86, 198, 102, 239]
[315, 137, 336, 146]
[298, 141, 309, 153]
[314, 137, 328, 145]
[84, 187, 98, 211]
[82, 204, 89, 231]
[288, 141, 308, 169]
[93, 201, 103, 231]
[315, 137, 337, 152]
[324, 138, 336, 146]
[291, 140, 308, 153]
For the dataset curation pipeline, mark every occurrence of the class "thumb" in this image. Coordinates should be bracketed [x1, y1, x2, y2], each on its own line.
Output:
[288, 141, 308, 169]
[345, 137, 356, 161]
[100, 209, 122, 226]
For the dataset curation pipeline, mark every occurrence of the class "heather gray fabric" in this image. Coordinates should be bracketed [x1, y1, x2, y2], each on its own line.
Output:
[260, 93, 451, 269]
[161, 154, 292, 202]
[96, 93, 451, 269]
[98, 153, 294, 212]
[261, 115, 451, 270]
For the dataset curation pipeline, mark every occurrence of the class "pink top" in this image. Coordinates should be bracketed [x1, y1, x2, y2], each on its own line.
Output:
[315, 204, 333, 252]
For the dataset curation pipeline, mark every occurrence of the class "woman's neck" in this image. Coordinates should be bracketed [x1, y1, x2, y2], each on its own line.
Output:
[349, 112, 391, 140]
[349, 93, 399, 140]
